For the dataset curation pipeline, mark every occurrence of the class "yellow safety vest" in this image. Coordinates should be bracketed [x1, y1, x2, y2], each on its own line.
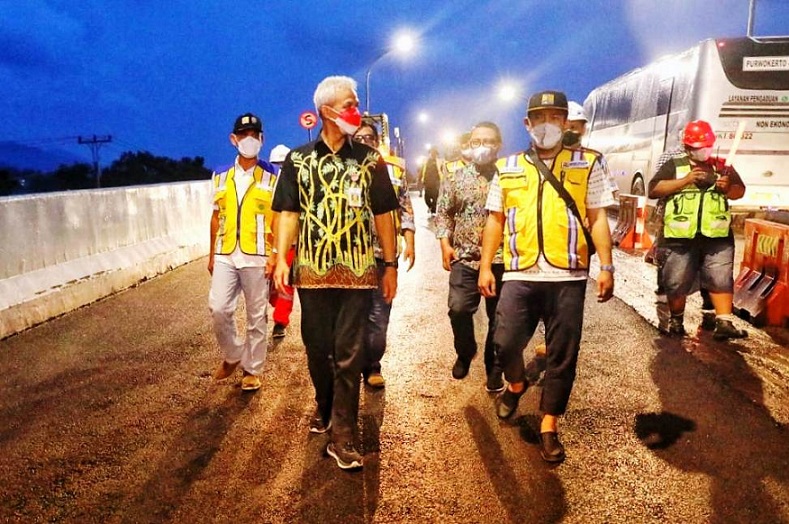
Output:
[213, 164, 277, 256]
[420, 158, 445, 183]
[663, 157, 731, 239]
[496, 149, 597, 271]
[384, 155, 406, 234]
[444, 158, 467, 177]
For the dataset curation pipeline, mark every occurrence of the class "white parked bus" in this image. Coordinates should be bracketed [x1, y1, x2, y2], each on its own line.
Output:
[583, 36, 789, 209]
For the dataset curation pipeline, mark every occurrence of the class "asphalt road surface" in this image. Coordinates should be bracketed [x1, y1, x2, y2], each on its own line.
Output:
[1, 197, 788, 523]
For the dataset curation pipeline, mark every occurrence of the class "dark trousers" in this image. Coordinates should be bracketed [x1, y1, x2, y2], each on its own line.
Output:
[448, 262, 504, 375]
[364, 261, 392, 376]
[494, 279, 586, 415]
[298, 287, 372, 441]
[424, 185, 439, 213]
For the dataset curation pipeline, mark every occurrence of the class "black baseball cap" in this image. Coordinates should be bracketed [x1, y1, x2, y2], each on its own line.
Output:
[527, 91, 568, 114]
[233, 113, 263, 134]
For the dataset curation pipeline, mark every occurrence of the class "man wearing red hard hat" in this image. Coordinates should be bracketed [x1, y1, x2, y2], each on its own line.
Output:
[648, 120, 747, 340]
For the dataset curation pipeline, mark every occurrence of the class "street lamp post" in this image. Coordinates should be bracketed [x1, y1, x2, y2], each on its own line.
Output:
[365, 31, 417, 113]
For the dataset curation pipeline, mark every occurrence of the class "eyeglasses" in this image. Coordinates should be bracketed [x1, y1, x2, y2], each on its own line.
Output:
[354, 134, 377, 145]
[468, 138, 499, 148]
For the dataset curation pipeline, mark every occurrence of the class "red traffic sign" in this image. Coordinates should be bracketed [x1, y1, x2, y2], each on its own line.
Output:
[299, 110, 318, 130]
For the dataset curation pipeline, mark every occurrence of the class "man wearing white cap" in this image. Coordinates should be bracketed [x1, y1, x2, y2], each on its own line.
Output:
[268, 144, 295, 339]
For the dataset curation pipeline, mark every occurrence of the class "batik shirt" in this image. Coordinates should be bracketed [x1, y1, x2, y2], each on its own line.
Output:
[435, 162, 503, 270]
[372, 163, 415, 260]
[272, 136, 399, 289]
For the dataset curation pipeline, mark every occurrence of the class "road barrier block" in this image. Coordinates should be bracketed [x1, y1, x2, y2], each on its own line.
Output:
[613, 194, 652, 250]
[733, 219, 789, 327]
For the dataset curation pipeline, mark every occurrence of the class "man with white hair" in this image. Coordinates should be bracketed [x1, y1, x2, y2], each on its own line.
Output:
[272, 76, 399, 470]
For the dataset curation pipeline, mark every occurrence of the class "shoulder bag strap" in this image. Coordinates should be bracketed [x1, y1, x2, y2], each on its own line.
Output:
[525, 149, 596, 256]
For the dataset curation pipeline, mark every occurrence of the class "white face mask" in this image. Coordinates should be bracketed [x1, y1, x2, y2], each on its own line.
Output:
[471, 146, 497, 165]
[529, 123, 564, 150]
[689, 147, 713, 162]
[461, 148, 473, 161]
[334, 117, 360, 136]
[236, 136, 262, 159]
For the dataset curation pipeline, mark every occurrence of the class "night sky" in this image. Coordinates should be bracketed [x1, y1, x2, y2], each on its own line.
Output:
[2, 0, 787, 173]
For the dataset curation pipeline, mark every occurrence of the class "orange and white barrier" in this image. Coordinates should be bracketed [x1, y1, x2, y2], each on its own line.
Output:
[612, 194, 652, 250]
[734, 219, 789, 327]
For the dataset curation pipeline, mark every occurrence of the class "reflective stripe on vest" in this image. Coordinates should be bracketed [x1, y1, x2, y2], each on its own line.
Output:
[663, 157, 731, 239]
[213, 164, 277, 256]
[495, 149, 595, 271]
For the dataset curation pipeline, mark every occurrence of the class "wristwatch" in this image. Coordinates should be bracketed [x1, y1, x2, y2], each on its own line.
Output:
[599, 264, 615, 273]
[383, 260, 398, 269]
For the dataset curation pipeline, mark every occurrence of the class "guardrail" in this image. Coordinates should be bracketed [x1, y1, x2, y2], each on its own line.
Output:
[0, 181, 211, 339]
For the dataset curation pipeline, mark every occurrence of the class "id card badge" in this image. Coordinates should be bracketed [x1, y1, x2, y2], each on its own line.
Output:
[346, 187, 363, 208]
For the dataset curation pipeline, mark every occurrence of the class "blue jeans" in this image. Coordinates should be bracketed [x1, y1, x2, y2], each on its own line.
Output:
[661, 236, 735, 297]
[364, 260, 392, 376]
[447, 262, 504, 375]
[494, 279, 586, 415]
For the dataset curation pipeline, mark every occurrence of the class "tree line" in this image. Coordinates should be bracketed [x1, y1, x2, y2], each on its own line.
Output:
[0, 151, 212, 196]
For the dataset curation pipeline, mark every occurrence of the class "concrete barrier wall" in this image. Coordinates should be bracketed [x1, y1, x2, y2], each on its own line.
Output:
[0, 181, 212, 339]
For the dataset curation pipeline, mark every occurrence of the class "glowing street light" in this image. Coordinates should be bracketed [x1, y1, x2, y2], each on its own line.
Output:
[417, 111, 429, 124]
[365, 29, 419, 113]
[496, 80, 526, 103]
[441, 129, 457, 145]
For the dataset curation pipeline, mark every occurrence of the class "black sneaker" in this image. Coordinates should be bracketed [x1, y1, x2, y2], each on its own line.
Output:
[713, 319, 748, 341]
[485, 372, 505, 393]
[309, 412, 332, 434]
[452, 357, 470, 380]
[496, 385, 526, 419]
[667, 317, 686, 337]
[700, 311, 716, 331]
[272, 323, 286, 339]
[540, 431, 566, 463]
[326, 441, 363, 470]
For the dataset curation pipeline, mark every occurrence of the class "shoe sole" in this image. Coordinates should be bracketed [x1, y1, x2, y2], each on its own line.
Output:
[326, 445, 363, 470]
[272, 333, 286, 339]
[309, 420, 332, 434]
[486, 384, 506, 393]
[713, 333, 748, 341]
[241, 382, 261, 391]
[540, 450, 566, 463]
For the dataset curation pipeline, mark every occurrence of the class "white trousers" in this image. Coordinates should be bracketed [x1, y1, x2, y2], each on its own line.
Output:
[208, 262, 269, 375]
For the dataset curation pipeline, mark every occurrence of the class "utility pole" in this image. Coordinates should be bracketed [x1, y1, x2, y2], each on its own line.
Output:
[77, 135, 112, 188]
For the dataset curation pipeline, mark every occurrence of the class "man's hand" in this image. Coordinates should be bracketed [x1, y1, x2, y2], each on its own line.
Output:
[273, 257, 290, 295]
[686, 167, 712, 187]
[381, 266, 398, 303]
[265, 255, 276, 278]
[716, 173, 731, 193]
[208, 256, 214, 275]
[402, 232, 416, 271]
[440, 242, 457, 271]
[597, 270, 614, 302]
[478, 267, 497, 298]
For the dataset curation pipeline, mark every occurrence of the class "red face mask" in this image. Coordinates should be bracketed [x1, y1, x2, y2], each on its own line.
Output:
[329, 106, 362, 135]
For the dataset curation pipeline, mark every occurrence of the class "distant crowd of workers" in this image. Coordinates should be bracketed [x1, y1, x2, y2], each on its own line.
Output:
[204, 75, 747, 472]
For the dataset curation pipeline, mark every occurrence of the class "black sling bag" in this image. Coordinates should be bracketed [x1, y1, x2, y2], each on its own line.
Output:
[525, 149, 596, 257]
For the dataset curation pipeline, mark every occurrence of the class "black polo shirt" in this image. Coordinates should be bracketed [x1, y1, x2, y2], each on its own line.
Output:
[272, 134, 399, 288]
